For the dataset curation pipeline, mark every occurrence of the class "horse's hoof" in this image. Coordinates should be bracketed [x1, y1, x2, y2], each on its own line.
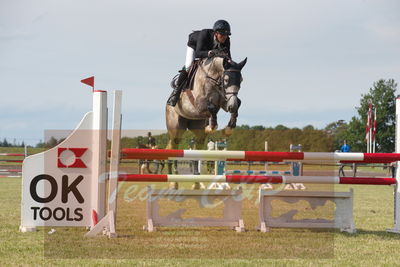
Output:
[169, 182, 179, 190]
[222, 126, 233, 136]
[192, 182, 201, 190]
[205, 125, 218, 134]
[191, 182, 205, 190]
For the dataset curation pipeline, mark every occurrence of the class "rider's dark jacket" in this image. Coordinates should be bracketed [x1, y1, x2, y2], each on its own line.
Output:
[187, 29, 231, 59]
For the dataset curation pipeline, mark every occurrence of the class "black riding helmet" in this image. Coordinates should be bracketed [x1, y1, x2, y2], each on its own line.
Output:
[213, 20, 231, 36]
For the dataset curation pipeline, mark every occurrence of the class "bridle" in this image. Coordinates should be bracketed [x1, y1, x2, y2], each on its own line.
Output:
[201, 59, 242, 100]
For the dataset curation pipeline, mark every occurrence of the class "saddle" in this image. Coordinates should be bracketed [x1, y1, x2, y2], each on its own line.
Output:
[170, 60, 201, 92]
[185, 59, 201, 91]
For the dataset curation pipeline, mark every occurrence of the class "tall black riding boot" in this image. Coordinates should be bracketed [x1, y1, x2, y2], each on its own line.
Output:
[167, 69, 188, 106]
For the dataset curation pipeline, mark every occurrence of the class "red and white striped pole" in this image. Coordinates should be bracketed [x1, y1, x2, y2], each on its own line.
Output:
[118, 173, 396, 185]
[120, 148, 400, 164]
[0, 153, 25, 156]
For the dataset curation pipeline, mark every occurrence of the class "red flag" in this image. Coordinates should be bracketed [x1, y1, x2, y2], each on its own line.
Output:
[81, 76, 94, 88]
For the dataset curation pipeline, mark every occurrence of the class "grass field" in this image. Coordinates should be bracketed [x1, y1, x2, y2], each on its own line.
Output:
[1, 147, 399, 266]
[1, 174, 400, 266]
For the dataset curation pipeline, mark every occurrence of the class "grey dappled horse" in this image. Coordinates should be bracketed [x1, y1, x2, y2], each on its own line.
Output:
[165, 56, 247, 188]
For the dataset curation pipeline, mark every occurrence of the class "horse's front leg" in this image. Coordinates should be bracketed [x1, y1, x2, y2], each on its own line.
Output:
[205, 102, 220, 133]
[221, 112, 237, 136]
[228, 112, 238, 128]
[223, 98, 241, 136]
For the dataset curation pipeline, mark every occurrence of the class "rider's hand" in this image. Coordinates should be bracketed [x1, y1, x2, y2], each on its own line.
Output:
[208, 50, 217, 57]
[208, 49, 228, 58]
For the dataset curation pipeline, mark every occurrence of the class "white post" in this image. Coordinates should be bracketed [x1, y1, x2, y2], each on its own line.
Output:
[91, 91, 108, 224]
[367, 108, 370, 153]
[198, 160, 202, 174]
[373, 109, 377, 153]
[85, 90, 121, 238]
[108, 91, 123, 220]
[369, 127, 373, 153]
[264, 141, 268, 171]
[367, 128, 370, 153]
[388, 96, 400, 233]
[214, 142, 218, 175]
[290, 144, 293, 174]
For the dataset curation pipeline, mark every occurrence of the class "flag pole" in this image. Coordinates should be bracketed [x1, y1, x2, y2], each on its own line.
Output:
[370, 123, 372, 153]
[366, 103, 370, 153]
[366, 101, 373, 153]
[370, 104, 373, 153]
[373, 109, 376, 153]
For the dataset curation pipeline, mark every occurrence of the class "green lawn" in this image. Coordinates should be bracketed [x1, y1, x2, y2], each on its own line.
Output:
[1, 176, 400, 266]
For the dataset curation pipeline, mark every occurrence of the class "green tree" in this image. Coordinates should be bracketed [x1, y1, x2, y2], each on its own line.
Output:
[274, 125, 289, 131]
[251, 125, 265, 130]
[46, 137, 59, 148]
[1, 138, 10, 147]
[303, 125, 315, 131]
[325, 120, 348, 150]
[346, 79, 397, 152]
[36, 140, 45, 148]
[236, 125, 250, 130]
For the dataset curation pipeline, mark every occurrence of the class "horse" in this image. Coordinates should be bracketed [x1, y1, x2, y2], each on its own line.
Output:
[165, 56, 247, 188]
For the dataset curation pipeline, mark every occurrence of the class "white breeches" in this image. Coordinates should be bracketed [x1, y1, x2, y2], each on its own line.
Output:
[185, 46, 195, 70]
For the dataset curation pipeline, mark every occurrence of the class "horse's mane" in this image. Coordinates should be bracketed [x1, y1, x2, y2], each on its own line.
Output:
[202, 56, 225, 67]
[200, 56, 225, 76]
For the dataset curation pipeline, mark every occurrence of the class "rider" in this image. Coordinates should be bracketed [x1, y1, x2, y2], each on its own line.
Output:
[167, 19, 232, 106]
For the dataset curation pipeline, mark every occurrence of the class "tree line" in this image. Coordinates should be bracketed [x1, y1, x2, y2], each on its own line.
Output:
[0, 139, 25, 148]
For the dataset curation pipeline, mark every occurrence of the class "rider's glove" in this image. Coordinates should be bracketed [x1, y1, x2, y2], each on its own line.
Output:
[208, 48, 228, 58]
[208, 50, 218, 57]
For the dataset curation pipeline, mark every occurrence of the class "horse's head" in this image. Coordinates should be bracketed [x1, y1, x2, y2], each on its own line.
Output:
[222, 57, 247, 113]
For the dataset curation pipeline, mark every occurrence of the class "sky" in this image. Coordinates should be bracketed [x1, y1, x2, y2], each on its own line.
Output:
[1, 0, 400, 146]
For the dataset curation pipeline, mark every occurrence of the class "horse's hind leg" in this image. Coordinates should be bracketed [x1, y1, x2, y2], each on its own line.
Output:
[190, 119, 208, 190]
[166, 130, 180, 176]
[166, 127, 184, 189]
[166, 105, 187, 189]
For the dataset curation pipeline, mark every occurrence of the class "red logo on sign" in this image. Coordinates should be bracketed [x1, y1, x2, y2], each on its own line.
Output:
[57, 148, 88, 168]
